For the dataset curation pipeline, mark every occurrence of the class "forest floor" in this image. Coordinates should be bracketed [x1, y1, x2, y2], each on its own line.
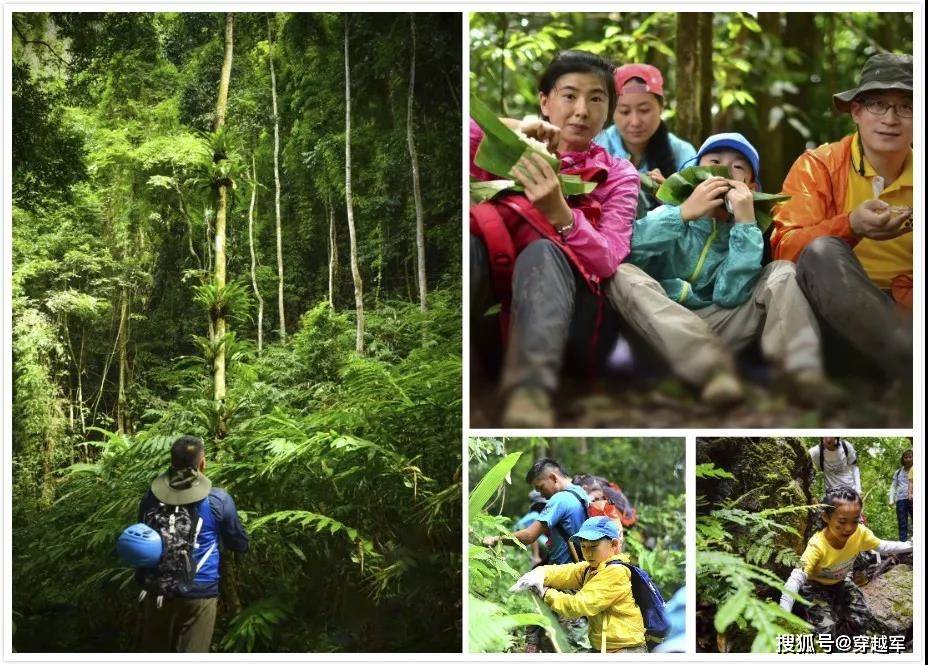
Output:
[470, 368, 911, 429]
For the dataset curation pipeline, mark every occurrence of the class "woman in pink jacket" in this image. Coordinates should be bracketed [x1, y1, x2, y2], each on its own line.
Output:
[470, 50, 639, 427]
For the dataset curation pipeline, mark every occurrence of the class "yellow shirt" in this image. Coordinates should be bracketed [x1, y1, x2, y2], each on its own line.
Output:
[542, 553, 646, 651]
[800, 524, 880, 585]
[844, 134, 913, 288]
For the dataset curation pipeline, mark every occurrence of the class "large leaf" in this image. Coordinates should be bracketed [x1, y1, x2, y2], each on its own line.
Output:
[714, 587, 749, 633]
[469, 96, 597, 203]
[468, 451, 523, 518]
[655, 165, 790, 232]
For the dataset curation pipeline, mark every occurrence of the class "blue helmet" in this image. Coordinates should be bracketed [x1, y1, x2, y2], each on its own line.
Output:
[117, 523, 163, 568]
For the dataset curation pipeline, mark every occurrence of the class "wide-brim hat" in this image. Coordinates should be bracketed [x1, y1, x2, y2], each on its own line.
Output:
[151, 467, 212, 505]
[833, 53, 913, 113]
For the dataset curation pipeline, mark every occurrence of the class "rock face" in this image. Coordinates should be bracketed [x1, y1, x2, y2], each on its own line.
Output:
[861, 564, 913, 634]
[697, 437, 814, 577]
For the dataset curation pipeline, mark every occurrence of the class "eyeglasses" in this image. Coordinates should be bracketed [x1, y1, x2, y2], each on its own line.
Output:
[862, 98, 913, 119]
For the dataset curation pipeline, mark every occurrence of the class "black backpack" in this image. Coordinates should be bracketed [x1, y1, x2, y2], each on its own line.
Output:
[819, 440, 853, 472]
[138, 499, 213, 606]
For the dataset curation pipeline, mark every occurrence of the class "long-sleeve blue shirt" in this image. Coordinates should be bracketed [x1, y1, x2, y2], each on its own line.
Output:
[629, 204, 764, 309]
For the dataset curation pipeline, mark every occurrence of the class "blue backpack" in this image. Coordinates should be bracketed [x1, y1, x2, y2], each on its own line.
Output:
[586, 559, 670, 641]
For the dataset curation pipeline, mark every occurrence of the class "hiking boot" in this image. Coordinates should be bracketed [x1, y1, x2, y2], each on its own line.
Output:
[782, 371, 847, 412]
[501, 386, 555, 428]
[700, 370, 743, 408]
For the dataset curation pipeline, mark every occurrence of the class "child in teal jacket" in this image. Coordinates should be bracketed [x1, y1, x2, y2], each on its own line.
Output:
[606, 133, 844, 410]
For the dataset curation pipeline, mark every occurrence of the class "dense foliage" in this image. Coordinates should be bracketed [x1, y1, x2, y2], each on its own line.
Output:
[470, 11, 913, 190]
[468, 437, 685, 653]
[11, 12, 462, 652]
[695, 437, 912, 653]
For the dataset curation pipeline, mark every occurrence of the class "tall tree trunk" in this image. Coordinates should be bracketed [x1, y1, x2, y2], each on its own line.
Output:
[212, 12, 234, 408]
[116, 288, 129, 434]
[268, 15, 286, 340]
[697, 13, 714, 141]
[328, 195, 338, 309]
[407, 14, 427, 311]
[675, 13, 714, 145]
[344, 16, 364, 355]
[248, 155, 264, 354]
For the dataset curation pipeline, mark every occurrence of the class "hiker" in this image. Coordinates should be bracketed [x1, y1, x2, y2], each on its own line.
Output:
[482, 458, 588, 565]
[511, 516, 646, 653]
[605, 132, 844, 409]
[137, 435, 249, 652]
[595, 63, 696, 212]
[483, 458, 591, 651]
[888, 448, 913, 541]
[778, 486, 912, 639]
[470, 49, 640, 427]
[514, 490, 551, 567]
[772, 54, 913, 384]
[808, 437, 861, 493]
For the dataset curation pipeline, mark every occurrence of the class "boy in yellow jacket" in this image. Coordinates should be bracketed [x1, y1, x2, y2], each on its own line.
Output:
[512, 516, 646, 653]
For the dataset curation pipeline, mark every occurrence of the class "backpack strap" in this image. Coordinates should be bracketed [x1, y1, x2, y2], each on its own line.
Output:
[842, 440, 855, 465]
[552, 488, 588, 563]
[818, 445, 824, 473]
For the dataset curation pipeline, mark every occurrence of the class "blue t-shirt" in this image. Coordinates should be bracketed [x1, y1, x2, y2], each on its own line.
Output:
[594, 125, 696, 175]
[535, 484, 588, 564]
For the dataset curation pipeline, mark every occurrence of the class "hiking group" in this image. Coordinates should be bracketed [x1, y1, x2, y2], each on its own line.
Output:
[117, 436, 249, 652]
[483, 458, 682, 653]
[470, 49, 913, 427]
[777, 437, 913, 640]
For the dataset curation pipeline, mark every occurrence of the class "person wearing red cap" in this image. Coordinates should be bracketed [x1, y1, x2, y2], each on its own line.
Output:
[595, 63, 696, 205]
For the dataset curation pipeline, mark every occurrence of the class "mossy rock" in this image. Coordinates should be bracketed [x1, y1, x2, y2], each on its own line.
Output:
[697, 437, 813, 577]
[862, 564, 913, 634]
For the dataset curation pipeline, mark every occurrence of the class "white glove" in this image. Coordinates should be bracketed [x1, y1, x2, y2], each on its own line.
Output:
[509, 568, 546, 597]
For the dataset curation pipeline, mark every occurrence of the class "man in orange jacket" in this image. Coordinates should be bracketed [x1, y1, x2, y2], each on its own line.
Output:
[771, 54, 912, 383]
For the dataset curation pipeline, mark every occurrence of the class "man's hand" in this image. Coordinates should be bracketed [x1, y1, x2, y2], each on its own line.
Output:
[509, 568, 547, 597]
[850, 199, 911, 239]
[680, 176, 729, 222]
[513, 153, 573, 231]
[725, 180, 756, 223]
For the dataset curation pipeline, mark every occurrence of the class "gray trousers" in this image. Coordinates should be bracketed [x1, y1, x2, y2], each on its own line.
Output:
[795, 236, 912, 377]
[471, 236, 610, 393]
[606, 260, 824, 384]
[140, 595, 217, 652]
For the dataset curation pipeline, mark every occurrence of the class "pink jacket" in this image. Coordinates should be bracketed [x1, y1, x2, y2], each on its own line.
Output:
[470, 119, 638, 279]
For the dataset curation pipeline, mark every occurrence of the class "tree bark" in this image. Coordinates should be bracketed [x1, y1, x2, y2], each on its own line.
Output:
[116, 287, 129, 434]
[344, 16, 365, 355]
[407, 14, 427, 311]
[328, 195, 338, 309]
[675, 13, 714, 145]
[268, 15, 286, 340]
[248, 155, 264, 354]
[212, 12, 234, 408]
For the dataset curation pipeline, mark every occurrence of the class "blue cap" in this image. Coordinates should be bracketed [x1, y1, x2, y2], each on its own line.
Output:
[572, 516, 620, 542]
[691, 132, 761, 184]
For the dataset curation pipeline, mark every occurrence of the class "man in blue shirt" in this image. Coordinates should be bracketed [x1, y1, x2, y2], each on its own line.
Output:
[137, 436, 249, 652]
[483, 458, 588, 564]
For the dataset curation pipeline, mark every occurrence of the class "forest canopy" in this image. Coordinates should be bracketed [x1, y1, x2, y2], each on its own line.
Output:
[11, 12, 462, 652]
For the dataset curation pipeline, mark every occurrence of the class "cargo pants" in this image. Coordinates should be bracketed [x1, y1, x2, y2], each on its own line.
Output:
[605, 260, 824, 385]
[140, 595, 218, 652]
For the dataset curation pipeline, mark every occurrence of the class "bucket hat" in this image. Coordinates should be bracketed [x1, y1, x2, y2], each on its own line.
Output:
[833, 53, 912, 113]
[151, 467, 212, 505]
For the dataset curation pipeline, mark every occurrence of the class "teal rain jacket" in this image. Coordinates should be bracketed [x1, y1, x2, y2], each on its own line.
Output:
[629, 204, 763, 310]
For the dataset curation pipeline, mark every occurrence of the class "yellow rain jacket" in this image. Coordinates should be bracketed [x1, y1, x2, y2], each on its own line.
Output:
[541, 553, 646, 652]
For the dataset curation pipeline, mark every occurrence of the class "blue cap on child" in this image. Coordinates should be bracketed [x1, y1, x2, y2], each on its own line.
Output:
[572, 516, 621, 541]
[692, 132, 762, 185]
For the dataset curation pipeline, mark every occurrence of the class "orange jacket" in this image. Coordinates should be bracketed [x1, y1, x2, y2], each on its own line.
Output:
[770, 134, 857, 263]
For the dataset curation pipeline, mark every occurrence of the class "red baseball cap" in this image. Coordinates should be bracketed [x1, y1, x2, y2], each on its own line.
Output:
[614, 64, 664, 97]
